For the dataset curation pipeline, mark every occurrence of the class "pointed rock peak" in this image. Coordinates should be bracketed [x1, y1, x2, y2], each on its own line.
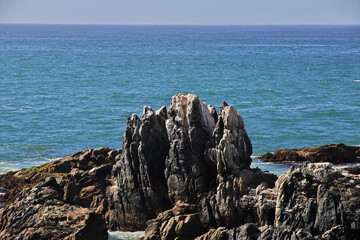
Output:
[221, 106, 245, 130]
[142, 106, 155, 119]
[168, 93, 216, 133]
[207, 104, 218, 123]
[155, 106, 168, 118]
[220, 101, 229, 113]
[130, 113, 140, 122]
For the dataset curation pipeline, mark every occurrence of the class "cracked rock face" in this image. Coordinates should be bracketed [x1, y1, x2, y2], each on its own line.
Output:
[109, 93, 255, 230]
[110, 106, 171, 230]
[165, 94, 217, 204]
[207, 102, 253, 175]
[0, 177, 108, 240]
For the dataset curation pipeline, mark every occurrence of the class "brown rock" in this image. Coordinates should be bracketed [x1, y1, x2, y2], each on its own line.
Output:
[259, 143, 360, 164]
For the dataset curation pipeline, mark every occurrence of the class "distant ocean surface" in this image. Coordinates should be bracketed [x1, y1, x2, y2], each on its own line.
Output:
[1, 24, 360, 177]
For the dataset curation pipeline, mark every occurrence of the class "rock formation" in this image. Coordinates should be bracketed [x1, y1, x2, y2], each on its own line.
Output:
[0, 93, 358, 240]
[140, 163, 360, 240]
[259, 143, 360, 164]
[0, 148, 119, 239]
[107, 93, 261, 232]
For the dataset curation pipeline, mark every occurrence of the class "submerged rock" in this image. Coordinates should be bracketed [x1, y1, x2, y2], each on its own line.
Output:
[259, 143, 360, 164]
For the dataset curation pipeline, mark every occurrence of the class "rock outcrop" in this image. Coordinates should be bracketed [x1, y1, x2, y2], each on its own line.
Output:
[108, 106, 171, 230]
[0, 93, 359, 240]
[108, 93, 259, 231]
[0, 177, 108, 240]
[140, 163, 360, 240]
[0, 148, 119, 239]
[259, 143, 360, 164]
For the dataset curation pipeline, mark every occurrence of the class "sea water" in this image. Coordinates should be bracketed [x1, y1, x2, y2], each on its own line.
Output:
[1, 24, 360, 239]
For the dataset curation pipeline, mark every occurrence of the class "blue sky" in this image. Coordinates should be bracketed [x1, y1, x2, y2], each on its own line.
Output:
[1, 0, 360, 25]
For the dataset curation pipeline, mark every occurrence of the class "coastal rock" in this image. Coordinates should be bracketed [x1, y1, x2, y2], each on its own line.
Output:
[0, 148, 119, 239]
[108, 93, 256, 230]
[274, 163, 360, 239]
[165, 94, 217, 203]
[0, 147, 119, 205]
[207, 102, 252, 174]
[139, 201, 205, 240]
[0, 177, 108, 240]
[259, 143, 360, 164]
[198, 168, 277, 229]
[109, 106, 171, 230]
[140, 162, 360, 240]
[2, 93, 358, 240]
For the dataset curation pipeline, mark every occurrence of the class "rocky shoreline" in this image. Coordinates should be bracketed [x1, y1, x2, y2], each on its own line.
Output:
[0, 93, 359, 240]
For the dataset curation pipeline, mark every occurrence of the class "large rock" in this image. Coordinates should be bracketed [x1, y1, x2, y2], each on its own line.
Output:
[165, 94, 217, 203]
[0, 148, 118, 239]
[0, 177, 108, 240]
[109, 106, 171, 230]
[207, 102, 252, 175]
[259, 143, 360, 164]
[3, 94, 358, 240]
[108, 93, 256, 230]
[273, 163, 360, 239]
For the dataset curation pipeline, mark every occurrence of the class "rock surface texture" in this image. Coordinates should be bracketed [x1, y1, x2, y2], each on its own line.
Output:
[0, 148, 118, 239]
[259, 143, 360, 164]
[0, 93, 359, 240]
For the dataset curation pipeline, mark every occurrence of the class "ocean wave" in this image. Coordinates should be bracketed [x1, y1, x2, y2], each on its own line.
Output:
[108, 231, 145, 240]
[332, 163, 360, 170]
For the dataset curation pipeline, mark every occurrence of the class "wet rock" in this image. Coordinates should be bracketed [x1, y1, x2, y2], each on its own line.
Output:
[259, 143, 360, 164]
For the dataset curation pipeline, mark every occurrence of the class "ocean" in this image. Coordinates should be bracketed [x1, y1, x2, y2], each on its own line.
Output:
[1, 24, 360, 239]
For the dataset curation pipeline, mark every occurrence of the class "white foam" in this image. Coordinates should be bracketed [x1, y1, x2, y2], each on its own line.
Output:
[354, 80, 360, 82]
[332, 163, 360, 170]
[108, 231, 145, 240]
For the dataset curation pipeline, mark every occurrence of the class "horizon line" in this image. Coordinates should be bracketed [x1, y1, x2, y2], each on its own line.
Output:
[1, 22, 360, 27]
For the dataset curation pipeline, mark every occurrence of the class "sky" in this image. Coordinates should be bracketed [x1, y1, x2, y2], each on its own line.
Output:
[0, 0, 360, 25]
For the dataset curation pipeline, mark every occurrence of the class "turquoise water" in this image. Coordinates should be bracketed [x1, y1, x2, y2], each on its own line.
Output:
[1, 24, 360, 174]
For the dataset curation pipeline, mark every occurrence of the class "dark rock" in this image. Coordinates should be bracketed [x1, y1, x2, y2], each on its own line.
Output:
[0, 148, 119, 239]
[0, 147, 120, 205]
[1, 94, 358, 240]
[109, 93, 258, 232]
[259, 143, 360, 164]
[165, 94, 216, 203]
[0, 180, 108, 240]
[109, 106, 171, 230]
[274, 163, 360, 239]
[343, 166, 360, 174]
[228, 224, 261, 240]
